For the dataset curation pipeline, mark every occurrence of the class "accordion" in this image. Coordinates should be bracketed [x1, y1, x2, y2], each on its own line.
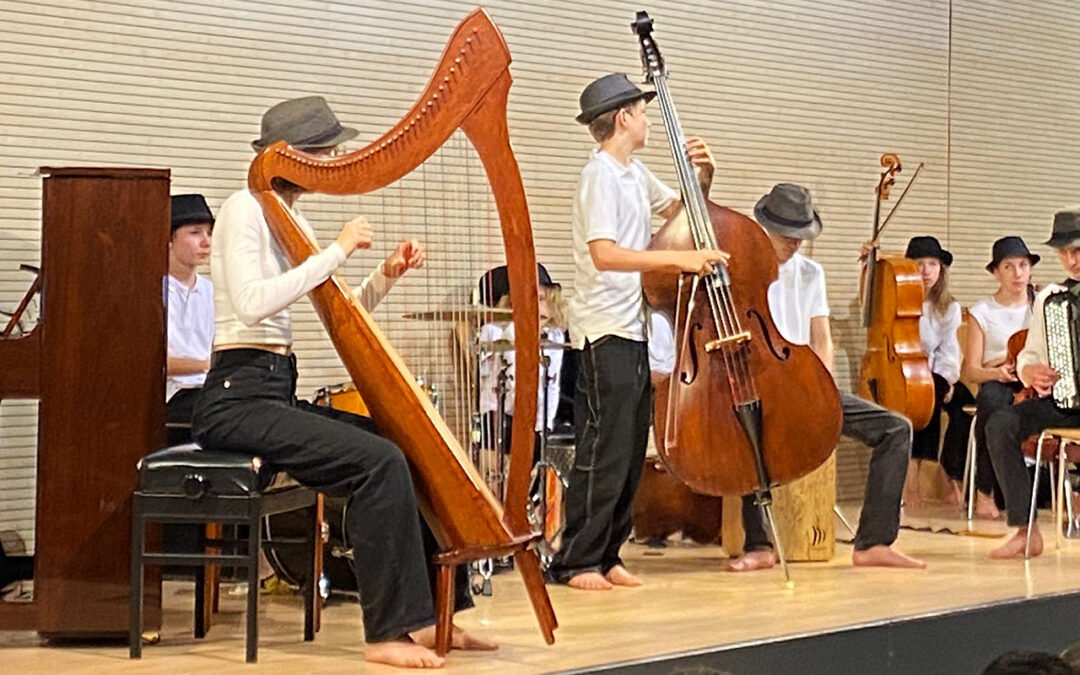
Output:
[1043, 285, 1080, 409]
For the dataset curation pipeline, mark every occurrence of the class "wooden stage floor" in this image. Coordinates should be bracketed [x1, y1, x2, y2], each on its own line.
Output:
[3, 505, 1080, 674]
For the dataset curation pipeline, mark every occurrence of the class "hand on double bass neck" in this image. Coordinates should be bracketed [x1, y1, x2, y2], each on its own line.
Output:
[685, 135, 715, 194]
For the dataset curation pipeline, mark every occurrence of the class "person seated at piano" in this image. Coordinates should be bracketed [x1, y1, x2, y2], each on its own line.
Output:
[476, 264, 566, 464]
[901, 236, 976, 509]
[961, 236, 1040, 519]
[730, 184, 924, 570]
[190, 95, 491, 670]
[165, 194, 215, 443]
[985, 211, 1080, 559]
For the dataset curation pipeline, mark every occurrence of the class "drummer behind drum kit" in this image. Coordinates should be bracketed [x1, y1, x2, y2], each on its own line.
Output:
[264, 302, 575, 600]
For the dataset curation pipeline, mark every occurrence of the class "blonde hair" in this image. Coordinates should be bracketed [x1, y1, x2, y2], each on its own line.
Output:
[495, 285, 567, 330]
[926, 265, 955, 316]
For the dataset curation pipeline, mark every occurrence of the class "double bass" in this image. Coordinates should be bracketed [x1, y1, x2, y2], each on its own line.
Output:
[635, 13, 842, 576]
[858, 153, 935, 430]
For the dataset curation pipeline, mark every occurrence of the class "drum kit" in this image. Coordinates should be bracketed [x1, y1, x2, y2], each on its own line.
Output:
[265, 303, 575, 600]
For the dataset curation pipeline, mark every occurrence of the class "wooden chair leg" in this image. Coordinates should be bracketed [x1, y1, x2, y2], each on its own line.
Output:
[434, 564, 454, 657]
[203, 522, 222, 630]
[514, 549, 557, 643]
[129, 504, 145, 659]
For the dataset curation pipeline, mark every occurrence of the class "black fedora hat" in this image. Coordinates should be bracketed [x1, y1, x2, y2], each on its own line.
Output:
[170, 194, 214, 232]
[904, 236, 953, 266]
[478, 264, 559, 307]
[754, 183, 822, 240]
[576, 73, 656, 125]
[986, 236, 1040, 272]
[251, 96, 358, 152]
[1046, 210, 1080, 248]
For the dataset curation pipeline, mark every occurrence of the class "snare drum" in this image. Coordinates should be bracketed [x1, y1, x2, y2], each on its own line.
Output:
[312, 382, 369, 416]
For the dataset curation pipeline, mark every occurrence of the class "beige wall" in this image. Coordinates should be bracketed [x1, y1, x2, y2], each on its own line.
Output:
[2, 0, 1079, 550]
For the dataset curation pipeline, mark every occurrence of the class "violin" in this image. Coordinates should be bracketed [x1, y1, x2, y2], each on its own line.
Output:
[635, 12, 842, 503]
[857, 153, 935, 430]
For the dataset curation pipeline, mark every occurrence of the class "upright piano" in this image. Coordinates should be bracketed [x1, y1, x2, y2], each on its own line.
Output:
[0, 167, 168, 637]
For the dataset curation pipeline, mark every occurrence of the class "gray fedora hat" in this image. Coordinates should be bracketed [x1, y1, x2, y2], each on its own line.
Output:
[754, 183, 823, 240]
[576, 73, 656, 125]
[251, 96, 358, 152]
[1046, 209, 1080, 248]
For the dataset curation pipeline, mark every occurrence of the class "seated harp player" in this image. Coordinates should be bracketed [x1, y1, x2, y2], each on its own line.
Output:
[199, 9, 558, 663]
[165, 194, 214, 442]
[986, 211, 1080, 559]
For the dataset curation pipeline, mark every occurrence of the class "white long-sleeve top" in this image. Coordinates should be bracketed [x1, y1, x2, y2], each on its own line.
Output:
[919, 300, 963, 384]
[211, 189, 394, 346]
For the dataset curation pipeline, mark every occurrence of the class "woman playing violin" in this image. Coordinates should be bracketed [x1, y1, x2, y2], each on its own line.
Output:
[961, 237, 1039, 519]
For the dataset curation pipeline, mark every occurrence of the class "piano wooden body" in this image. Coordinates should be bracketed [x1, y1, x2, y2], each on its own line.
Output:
[0, 167, 168, 637]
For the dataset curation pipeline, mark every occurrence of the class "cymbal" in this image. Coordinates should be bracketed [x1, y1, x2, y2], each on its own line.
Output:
[402, 306, 513, 322]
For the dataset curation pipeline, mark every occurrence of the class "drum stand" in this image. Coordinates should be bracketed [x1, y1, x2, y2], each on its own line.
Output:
[471, 356, 512, 597]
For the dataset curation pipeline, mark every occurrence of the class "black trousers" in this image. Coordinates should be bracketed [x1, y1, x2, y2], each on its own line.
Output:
[986, 397, 1080, 527]
[912, 375, 975, 478]
[191, 349, 470, 643]
[974, 381, 1021, 499]
[743, 393, 911, 552]
[548, 336, 650, 582]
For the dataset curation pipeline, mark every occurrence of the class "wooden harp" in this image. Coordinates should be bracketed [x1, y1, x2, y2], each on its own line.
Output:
[247, 8, 555, 650]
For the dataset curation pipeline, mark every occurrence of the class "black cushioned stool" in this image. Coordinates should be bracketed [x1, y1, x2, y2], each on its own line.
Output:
[129, 443, 320, 663]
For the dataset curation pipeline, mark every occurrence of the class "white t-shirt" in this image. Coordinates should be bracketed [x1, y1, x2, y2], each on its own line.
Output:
[766, 252, 830, 345]
[920, 300, 963, 384]
[568, 149, 677, 349]
[648, 311, 676, 376]
[211, 189, 395, 347]
[165, 273, 214, 402]
[477, 322, 564, 431]
[968, 296, 1031, 365]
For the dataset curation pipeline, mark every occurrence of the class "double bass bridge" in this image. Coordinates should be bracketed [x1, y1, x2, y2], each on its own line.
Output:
[704, 330, 752, 353]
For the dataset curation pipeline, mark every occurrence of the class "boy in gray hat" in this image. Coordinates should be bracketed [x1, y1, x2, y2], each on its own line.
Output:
[728, 183, 925, 571]
[548, 73, 727, 591]
[191, 96, 492, 669]
[985, 210, 1080, 559]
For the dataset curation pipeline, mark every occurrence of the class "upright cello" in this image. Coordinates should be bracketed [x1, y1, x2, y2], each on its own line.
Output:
[858, 153, 934, 430]
[635, 12, 842, 579]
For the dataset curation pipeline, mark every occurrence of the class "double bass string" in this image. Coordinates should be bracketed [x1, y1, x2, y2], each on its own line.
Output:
[653, 75, 756, 405]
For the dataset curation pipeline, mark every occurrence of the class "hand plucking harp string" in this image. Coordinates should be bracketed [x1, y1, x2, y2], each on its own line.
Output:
[335, 215, 374, 256]
[381, 239, 427, 279]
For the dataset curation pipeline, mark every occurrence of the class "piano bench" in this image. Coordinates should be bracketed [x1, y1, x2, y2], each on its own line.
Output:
[129, 444, 321, 663]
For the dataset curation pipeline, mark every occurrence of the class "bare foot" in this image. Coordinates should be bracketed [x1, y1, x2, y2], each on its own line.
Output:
[945, 480, 964, 507]
[604, 565, 643, 587]
[727, 549, 777, 572]
[366, 638, 445, 669]
[411, 624, 499, 651]
[903, 461, 923, 510]
[974, 492, 1001, 520]
[990, 527, 1043, 559]
[566, 571, 613, 590]
[852, 545, 927, 569]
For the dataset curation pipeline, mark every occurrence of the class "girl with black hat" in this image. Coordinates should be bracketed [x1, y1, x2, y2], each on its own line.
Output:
[901, 236, 976, 509]
[961, 236, 1040, 519]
